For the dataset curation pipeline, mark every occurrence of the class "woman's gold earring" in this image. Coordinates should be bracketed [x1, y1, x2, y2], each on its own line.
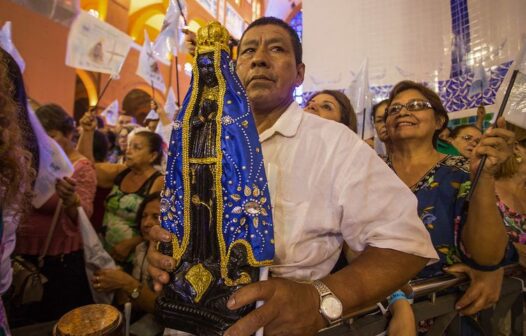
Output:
[516, 155, 523, 163]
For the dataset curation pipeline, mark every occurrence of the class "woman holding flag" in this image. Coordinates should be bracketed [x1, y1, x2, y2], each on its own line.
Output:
[383, 80, 515, 334]
[78, 111, 164, 272]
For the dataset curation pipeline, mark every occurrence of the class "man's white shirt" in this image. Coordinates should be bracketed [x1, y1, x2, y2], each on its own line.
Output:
[259, 102, 438, 281]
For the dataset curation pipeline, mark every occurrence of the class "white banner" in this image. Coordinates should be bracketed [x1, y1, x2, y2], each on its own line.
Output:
[27, 107, 74, 208]
[78, 206, 116, 304]
[66, 11, 132, 75]
[164, 87, 179, 121]
[101, 99, 119, 126]
[0, 21, 25, 72]
[152, 0, 186, 65]
[137, 31, 166, 93]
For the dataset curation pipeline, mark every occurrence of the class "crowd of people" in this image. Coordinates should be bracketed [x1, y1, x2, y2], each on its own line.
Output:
[0, 16, 525, 336]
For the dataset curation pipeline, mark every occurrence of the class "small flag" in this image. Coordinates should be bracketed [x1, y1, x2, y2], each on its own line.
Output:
[468, 64, 489, 100]
[101, 99, 119, 126]
[164, 87, 179, 121]
[0, 22, 25, 72]
[152, 0, 187, 65]
[137, 31, 166, 93]
[66, 11, 132, 75]
[346, 58, 374, 139]
[145, 109, 160, 121]
[498, 35, 526, 128]
[27, 108, 74, 208]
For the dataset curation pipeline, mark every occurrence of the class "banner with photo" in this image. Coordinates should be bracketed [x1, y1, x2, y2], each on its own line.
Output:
[66, 11, 132, 75]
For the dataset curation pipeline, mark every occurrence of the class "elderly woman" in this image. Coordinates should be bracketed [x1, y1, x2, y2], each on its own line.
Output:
[78, 112, 164, 272]
[16, 104, 97, 323]
[383, 81, 513, 335]
[450, 124, 483, 159]
[304, 90, 357, 132]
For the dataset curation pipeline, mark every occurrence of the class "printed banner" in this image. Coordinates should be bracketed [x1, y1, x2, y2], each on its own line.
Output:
[66, 11, 132, 75]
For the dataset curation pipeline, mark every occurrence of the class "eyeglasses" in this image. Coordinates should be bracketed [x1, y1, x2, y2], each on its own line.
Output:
[460, 135, 481, 144]
[386, 99, 433, 116]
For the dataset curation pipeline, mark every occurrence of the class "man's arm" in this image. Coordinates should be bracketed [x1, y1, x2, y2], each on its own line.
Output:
[223, 247, 428, 336]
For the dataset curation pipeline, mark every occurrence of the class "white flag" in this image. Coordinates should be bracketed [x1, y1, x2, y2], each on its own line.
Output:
[137, 31, 166, 93]
[101, 99, 119, 126]
[346, 58, 374, 139]
[152, 0, 187, 65]
[0, 22, 25, 72]
[145, 109, 160, 121]
[468, 64, 489, 99]
[66, 11, 132, 75]
[164, 87, 179, 121]
[497, 34, 526, 128]
[26, 107, 74, 208]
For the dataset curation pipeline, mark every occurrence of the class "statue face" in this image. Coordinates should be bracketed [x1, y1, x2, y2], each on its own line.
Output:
[197, 54, 218, 87]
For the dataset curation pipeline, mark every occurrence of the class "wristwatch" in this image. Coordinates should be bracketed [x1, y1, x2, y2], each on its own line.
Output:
[129, 284, 143, 300]
[311, 280, 343, 324]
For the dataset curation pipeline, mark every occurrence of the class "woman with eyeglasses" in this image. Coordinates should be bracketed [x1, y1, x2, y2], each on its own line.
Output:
[449, 124, 483, 159]
[383, 80, 514, 335]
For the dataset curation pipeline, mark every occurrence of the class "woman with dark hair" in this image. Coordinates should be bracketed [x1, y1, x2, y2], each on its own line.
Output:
[16, 103, 97, 324]
[78, 112, 164, 271]
[0, 50, 35, 335]
[383, 80, 514, 334]
[371, 99, 390, 156]
[450, 124, 483, 159]
[92, 192, 162, 335]
[304, 90, 358, 132]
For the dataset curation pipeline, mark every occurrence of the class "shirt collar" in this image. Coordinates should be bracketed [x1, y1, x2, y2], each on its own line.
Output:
[259, 102, 304, 142]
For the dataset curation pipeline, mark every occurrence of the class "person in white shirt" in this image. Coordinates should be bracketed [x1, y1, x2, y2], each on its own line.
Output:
[148, 17, 438, 336]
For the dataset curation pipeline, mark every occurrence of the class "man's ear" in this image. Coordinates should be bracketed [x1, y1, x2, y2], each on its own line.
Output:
[295, 63, 305, 87]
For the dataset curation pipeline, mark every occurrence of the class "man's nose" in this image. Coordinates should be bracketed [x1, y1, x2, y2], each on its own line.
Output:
[250, 47, 269, 68]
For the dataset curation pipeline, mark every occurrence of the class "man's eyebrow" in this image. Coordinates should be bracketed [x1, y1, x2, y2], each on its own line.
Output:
[240, 36, 288, 48]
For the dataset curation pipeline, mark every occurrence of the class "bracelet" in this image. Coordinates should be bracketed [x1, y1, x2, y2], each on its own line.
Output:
[388, 290, 414, 308]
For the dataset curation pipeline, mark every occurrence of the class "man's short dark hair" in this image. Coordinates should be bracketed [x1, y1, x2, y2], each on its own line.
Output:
[239, 17, 302, 65]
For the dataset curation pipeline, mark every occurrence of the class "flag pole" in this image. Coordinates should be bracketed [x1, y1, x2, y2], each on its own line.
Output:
[175, 55, 181, 104]
[176, 0, 187, 25]
[361, 107, 366, 140]
[466, 69, 519, 202]
[92, 76, 113, 112]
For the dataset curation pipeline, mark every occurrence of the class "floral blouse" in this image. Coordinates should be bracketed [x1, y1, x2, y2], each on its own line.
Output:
[388, 155, 473, 278]
[497, 197, 526, 244]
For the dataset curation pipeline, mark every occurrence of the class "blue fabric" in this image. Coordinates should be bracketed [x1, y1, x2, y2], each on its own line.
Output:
[161, 50, 274, 266]
[388, 156, 505, 278]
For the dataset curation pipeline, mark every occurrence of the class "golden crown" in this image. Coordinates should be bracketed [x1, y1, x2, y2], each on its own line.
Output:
[196, 21, 230, 54]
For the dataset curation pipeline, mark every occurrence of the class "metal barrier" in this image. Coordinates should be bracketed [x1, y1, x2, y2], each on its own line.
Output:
[318, 265, 525, 336]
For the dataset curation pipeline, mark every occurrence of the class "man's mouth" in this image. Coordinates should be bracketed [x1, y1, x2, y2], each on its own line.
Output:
[249, 75, 273, 84]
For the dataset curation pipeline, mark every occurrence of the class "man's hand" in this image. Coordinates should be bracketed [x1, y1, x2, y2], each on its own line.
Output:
[224, 278, 326, 336]
[444, 263, 504, 316]
[146, 225, 177, 292]
[182, 28, 197, 57]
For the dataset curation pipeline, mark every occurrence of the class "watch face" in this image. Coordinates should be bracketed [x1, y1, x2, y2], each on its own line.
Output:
[321, 296, 343, 320]
[131, 289, 140, 299]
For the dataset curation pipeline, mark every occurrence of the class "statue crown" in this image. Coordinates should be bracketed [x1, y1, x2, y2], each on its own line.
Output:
[196, 21, 230, 54]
